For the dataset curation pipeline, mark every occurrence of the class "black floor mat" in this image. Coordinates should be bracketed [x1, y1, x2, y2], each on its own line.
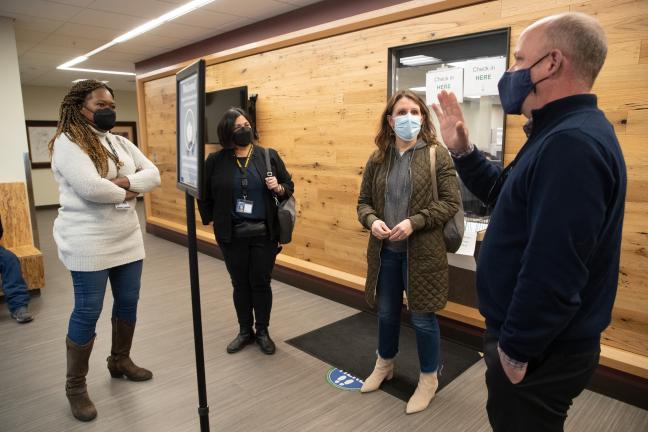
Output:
[286, 311, 482, 401]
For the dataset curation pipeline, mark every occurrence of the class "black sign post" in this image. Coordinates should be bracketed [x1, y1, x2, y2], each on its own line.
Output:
[176, 59, 209, 432]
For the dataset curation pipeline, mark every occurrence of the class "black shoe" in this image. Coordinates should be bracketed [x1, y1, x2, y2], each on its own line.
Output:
[226, 329, 255, 354]
[11, 306, 33, 324]
[255, 328, 276, 355]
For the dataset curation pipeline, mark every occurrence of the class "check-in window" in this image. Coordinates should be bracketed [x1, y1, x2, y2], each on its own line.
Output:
[388, 29, 510, 221]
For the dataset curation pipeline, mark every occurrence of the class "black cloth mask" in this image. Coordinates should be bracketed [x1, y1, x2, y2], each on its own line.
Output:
[233, 127, 253, 147]
[89, 107, 116, 131]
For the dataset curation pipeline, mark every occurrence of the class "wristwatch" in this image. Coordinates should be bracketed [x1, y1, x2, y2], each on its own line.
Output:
[449, 142, 475, 159]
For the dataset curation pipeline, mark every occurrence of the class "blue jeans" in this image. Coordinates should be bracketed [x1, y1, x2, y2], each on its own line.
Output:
[68, 260, 143, 345]
[0, 247, 30, 313]
[377, 248, 440, 373]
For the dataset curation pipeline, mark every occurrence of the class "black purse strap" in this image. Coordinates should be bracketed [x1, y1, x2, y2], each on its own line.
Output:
[263, 147, 280, 206]
[263, 147, 272, 176]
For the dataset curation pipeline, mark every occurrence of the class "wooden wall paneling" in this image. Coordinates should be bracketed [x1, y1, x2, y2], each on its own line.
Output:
[0, 183, 33, 248]
[139, 0, 648, 364]
[640, 39, 648, 64]
[500, 0, 572, 18]
[0, 183, 44, 291]
[626, 109, 648, 136]
[12, 245, 45, 289]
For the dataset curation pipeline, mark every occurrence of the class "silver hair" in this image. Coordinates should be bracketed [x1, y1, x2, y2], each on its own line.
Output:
[537, 12, 607, 87]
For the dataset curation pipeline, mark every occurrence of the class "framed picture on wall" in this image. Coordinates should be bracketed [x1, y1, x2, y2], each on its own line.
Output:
[112, 121, 138, 147]
[25, 120, 57, 169]
[25, 120, 139, 169]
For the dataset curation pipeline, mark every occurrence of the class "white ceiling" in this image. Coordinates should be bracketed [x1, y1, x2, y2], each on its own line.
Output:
[2, 0, 322, 91]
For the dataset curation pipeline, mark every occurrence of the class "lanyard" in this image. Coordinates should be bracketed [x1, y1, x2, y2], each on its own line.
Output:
[105, 136, 124, 173]
[235, 145, 253, 171]
[236, 146, 253, 199]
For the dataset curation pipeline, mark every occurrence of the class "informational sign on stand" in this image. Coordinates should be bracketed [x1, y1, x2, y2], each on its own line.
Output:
[175, 59, 210, 432]
[176, 59, 205, 199]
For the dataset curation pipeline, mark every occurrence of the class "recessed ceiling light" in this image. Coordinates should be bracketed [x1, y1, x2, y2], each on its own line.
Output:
[400, 55, 441, 66]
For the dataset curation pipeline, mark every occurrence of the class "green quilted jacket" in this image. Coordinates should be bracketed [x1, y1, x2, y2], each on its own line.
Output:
[357, 142, 461, 313]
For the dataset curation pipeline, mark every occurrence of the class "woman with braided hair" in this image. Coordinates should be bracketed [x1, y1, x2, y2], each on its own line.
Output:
[50, 79, 160, 422]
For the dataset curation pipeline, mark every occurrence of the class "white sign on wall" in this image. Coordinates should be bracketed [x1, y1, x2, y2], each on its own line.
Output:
[426, 67, 463, 105]
[463, 57, 507, 98]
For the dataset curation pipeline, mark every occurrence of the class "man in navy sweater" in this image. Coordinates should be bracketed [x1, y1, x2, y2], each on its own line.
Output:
[432, 12, 626, 432]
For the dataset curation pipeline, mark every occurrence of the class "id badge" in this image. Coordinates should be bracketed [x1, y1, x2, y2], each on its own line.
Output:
[235, 199, 254, 215]
[115, 202, 131, 210]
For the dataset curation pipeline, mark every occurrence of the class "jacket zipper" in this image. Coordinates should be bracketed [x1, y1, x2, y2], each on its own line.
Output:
[372, 149, 393, 303]
[404, 148, 416, 311]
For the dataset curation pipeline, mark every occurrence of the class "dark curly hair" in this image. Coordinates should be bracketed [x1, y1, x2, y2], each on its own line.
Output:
[48, 79, 117, 177]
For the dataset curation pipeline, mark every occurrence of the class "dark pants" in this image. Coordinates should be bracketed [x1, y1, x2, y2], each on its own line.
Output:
[68, 260, 143, 345]
[377, 248, 440, 373]
[0, 246, 31, 313]
[483, 334, 600, 432]
[219, 235, 278, 331]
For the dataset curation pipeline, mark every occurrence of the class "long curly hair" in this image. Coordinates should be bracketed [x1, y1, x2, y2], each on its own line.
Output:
[373, 90, 438, 163]
[48, 79, 117, 177]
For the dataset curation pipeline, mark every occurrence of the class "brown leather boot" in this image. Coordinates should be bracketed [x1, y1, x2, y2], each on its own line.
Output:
[106, 318, 153, 381]
[66, 336, 97, 422]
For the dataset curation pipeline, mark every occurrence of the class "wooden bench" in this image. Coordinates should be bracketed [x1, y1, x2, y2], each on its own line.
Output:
[0, 182, 45, 296]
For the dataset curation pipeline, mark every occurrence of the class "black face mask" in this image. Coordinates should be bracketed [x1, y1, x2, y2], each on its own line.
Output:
[233, 127, 253, 147]
[88, 107, 116, 131]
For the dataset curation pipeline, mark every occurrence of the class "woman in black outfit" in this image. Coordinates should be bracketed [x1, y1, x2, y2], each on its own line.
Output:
[198, 108, 294, 355]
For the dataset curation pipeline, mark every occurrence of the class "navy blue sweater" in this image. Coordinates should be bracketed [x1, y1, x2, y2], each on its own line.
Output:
[455, 94, 627, 362]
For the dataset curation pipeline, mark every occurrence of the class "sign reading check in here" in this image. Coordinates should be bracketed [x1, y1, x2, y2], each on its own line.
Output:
[426, 67, 463, 105]
[425, 56, 507, 105]
[463, 56, 507, 98]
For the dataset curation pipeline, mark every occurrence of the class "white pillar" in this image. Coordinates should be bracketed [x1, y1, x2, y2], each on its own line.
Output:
[0, 17, 29, 183]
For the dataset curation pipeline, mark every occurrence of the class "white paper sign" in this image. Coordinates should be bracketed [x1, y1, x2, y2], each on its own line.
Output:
[454, 226, 477, 256]
[463, 57, 507, 98]
[426, 67, 463, 105]
[178, 74, 198, 189]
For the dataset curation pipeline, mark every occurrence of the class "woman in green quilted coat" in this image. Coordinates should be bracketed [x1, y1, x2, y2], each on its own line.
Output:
[357, 90, 461, 414]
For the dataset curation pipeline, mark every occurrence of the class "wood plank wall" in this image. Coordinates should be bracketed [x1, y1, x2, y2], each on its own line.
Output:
[139, 0, 648, 358]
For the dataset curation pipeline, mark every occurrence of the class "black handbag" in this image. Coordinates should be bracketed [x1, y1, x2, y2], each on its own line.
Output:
[429, 145, 465, 253]
[263, 148, 296, 244]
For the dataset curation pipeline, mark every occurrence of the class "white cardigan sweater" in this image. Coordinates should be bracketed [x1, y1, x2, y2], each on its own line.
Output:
[51, 129, 161, 271]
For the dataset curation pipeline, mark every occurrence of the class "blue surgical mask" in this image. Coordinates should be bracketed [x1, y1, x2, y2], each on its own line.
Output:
[497, 53, 551, 115]
[393, 113, 421, 141]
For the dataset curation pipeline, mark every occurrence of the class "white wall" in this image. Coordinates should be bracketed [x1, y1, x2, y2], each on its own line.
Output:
[21, 85, 138, 206]
[0, 17, 29, 184]
[21, 86, 139, 121]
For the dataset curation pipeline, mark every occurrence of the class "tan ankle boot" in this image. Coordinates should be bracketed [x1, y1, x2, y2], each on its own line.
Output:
[406, 372, 438, 414]
[106, 318, 153, 381]
[66, 336, 97, 422]
[361, 356, 394, 393]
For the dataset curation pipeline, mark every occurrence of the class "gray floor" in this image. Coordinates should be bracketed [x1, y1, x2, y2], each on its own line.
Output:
[1, 205, 646, 432]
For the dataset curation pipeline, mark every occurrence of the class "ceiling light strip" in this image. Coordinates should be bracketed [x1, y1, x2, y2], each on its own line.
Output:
[60, 67, 136, 76]
[57, 0, 215, 73]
